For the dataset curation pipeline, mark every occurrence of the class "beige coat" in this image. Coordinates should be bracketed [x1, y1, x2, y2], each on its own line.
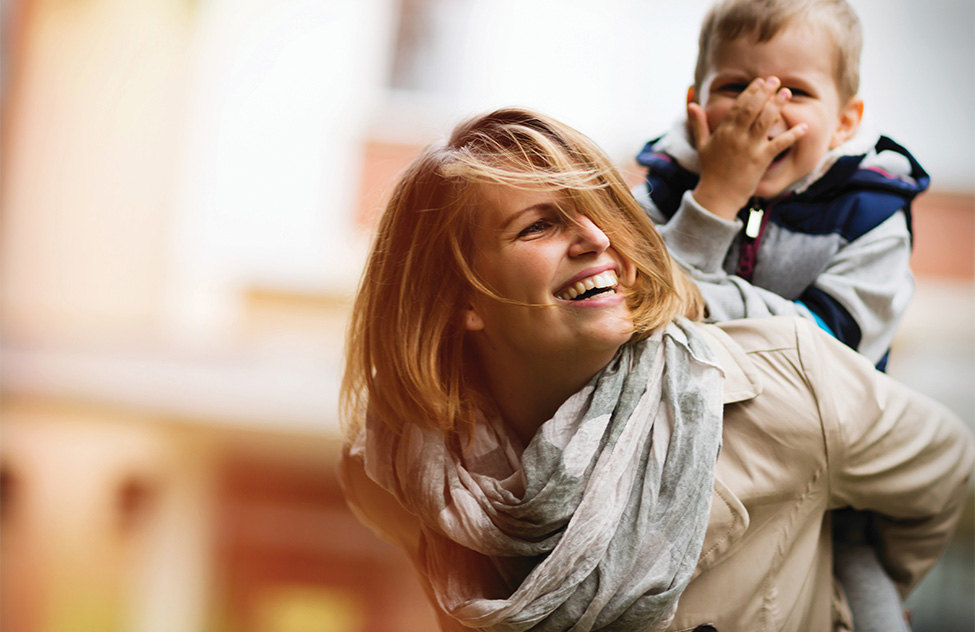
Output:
[340, 317, 974, 632]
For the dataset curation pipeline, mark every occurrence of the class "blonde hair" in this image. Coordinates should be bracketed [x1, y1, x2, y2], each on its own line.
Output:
[341, 108, 702, 438]
[694, 0, 862, 102]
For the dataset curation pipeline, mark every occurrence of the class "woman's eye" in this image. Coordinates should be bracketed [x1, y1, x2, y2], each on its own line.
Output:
[518, 219, 555, 238]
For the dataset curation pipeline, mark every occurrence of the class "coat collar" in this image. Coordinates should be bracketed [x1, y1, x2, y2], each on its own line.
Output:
[697, 323, 763, 404]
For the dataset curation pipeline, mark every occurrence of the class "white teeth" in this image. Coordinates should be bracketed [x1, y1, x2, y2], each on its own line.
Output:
[556, 271, 619, 301]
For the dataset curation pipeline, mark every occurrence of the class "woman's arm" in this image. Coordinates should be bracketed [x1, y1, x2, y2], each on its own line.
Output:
[338, 446, 422, 553]
[797, 320, 974, 596]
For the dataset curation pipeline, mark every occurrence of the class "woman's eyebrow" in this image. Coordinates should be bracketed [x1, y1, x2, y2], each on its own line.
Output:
[499, 203, 558, 231]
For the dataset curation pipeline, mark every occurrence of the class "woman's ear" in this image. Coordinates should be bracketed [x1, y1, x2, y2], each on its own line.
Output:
[830, 97, 864, 149]
[464, 304, 485, 332]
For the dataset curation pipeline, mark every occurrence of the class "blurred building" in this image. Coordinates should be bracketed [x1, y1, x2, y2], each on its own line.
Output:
[0, 0, 972, 631]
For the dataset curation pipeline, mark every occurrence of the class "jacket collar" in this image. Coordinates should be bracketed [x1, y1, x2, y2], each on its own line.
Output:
[697, 323, 763, 404]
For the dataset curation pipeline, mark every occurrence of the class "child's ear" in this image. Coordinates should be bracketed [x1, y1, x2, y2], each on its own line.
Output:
[686, 85, 698, 104]
[830, 97, 864, 149]
[463, 304, 485, 332]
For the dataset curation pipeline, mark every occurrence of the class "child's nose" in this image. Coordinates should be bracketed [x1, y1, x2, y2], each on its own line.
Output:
[568, 215, 611, 256]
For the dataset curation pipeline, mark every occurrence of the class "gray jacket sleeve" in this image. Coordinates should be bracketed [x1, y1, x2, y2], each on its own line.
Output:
[647, 188, 913, 365]
[804, 211, 913, 364]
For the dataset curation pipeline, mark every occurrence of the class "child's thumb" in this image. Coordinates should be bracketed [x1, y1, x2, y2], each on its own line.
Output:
[686, 102, 709, 148]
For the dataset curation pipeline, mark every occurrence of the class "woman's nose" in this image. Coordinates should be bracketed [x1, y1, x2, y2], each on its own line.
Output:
[568, 215, 611, 257]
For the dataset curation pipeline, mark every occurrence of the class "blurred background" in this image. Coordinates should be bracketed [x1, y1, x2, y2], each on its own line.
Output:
[0, 0, 971, 630]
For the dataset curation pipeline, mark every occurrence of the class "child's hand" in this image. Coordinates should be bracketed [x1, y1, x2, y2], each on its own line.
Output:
[689, 77, 808, 220]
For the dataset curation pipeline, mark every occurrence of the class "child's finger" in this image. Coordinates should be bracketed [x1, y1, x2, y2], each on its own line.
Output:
[754, 88, 791, 134]
[687, 102, 710, 148]
[728, 78, 767, 126]
[730, 77, 779, 128]
[767, 122, 809, 156]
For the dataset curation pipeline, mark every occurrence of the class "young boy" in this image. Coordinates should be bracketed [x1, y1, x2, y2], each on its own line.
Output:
[634, 0, 928, 373]
[633, 0, 929, 630]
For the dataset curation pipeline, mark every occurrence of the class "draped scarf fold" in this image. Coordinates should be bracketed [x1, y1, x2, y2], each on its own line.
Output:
[353, 319, 725, 631]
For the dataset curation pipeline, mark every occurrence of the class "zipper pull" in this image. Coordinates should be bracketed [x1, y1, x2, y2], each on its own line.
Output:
[744, 206, 764, 239]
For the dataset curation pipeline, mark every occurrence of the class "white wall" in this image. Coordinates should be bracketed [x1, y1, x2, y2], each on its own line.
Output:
[854, 0, 973, 190]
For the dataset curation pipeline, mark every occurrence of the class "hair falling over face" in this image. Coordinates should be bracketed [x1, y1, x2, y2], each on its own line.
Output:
[340, 108, 704, 440]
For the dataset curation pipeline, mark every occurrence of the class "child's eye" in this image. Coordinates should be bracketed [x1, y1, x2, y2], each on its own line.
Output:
[786, 87, 811, 98]
[719, 83, 749, 94]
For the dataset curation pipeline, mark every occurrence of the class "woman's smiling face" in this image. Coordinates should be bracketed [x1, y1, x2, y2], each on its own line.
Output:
[464, 183, 637, 367]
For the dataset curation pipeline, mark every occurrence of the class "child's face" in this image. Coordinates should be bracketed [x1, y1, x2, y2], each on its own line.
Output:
[694, 23, 862, 199]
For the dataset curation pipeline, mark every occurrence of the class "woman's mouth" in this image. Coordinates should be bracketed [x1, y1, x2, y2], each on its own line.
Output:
[555, 271, 619, 301]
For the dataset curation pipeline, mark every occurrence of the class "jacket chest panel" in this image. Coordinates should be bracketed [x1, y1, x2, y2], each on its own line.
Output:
[722, 225, 845, 299]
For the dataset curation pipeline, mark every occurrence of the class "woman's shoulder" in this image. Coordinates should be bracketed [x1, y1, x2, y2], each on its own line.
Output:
[706, 315, 812, 355]
[701, 316, 859, 393]
[694, 316, 829, 401]
[338, 445, 423, 555]
[698, 317, 835, 469]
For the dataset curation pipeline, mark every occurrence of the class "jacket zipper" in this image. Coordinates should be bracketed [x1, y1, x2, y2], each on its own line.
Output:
[735, 196, 778, 282]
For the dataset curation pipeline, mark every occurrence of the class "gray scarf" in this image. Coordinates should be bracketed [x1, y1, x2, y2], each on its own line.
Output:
[356, 318, 724, 631]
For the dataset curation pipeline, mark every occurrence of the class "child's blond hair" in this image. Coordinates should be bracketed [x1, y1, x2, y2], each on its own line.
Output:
[695, 0, 863, 101]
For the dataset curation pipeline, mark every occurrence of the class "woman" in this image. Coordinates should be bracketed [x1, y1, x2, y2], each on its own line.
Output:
[339, 108, 972, 631]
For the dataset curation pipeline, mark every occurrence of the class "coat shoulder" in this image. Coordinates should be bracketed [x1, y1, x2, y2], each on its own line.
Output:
[712, 316, 808, 356]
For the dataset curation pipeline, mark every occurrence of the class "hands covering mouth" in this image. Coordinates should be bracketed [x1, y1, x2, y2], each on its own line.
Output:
[556, 271, 619, 301]
[770, 145, 790, 165]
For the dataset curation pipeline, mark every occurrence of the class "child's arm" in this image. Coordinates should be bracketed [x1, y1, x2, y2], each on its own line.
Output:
[789, 211, 913, 365]
[656, 191, 913, 365]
